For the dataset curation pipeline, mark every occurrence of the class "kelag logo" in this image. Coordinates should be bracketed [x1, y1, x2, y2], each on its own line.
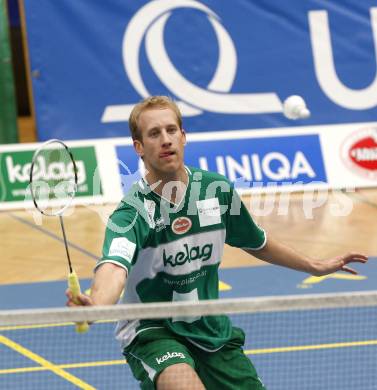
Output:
[0, 147, 101, 202]
[116, 135, 327, 190]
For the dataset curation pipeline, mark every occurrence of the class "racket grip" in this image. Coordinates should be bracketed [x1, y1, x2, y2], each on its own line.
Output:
[68, 271, 89, 333]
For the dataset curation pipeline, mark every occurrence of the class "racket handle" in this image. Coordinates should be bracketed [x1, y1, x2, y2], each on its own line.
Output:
[68, 271, 89, 333]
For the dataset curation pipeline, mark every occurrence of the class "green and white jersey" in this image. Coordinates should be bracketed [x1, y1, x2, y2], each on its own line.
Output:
[97, 167, 266, 351]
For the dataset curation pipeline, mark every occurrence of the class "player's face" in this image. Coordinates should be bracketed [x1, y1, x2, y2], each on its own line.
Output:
[134, 108, 186, 177]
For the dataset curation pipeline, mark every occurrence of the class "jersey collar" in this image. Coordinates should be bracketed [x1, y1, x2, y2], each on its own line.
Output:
[138, 166, 192, 208]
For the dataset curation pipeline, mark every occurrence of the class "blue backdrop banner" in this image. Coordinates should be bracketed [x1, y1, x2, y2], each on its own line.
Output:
[115, 134, 327, 192]
[22, 0, 377, 140]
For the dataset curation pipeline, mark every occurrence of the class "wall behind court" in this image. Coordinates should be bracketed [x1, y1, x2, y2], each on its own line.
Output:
[13, 0, 377, 198]
[21, 0, 377, 140]
[0, 0, 18, 143]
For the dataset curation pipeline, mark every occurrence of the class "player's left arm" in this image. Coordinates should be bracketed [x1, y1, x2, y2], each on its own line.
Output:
[244, 236, 368, 276]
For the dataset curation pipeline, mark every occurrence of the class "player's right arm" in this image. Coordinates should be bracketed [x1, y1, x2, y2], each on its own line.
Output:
[66, 192, 146, 308]
[65, 263, 127, 307]
[90, 263, 127, 305]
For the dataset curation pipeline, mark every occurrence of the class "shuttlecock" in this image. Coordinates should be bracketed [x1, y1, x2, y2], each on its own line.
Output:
[283, 95, 311, 120]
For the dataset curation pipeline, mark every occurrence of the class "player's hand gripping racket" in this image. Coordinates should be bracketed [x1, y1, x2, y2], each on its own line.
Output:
[29, 139, 89, 333]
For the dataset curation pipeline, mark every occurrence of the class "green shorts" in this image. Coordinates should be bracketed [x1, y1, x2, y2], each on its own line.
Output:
[123, 327, 266, 390]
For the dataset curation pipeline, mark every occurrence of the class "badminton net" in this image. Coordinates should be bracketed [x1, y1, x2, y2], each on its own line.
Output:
[0, 291, 376, 389]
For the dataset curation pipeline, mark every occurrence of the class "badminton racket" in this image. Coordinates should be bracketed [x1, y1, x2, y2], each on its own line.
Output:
[29, 139, 89, 333]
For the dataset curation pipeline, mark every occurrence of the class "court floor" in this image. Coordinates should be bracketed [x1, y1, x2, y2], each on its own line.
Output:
[2, 188, 377, 285]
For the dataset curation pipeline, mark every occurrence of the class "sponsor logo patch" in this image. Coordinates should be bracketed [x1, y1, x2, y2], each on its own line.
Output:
[144, 199, 156, 228]
[341, 128, 377, 180]
[155, 216, 166, 232]
[163, 243, 213, 267]
[108, 237, 136, 263]
[156, 351, 186, 365]
[172, 217, 192, 235]
[196, 198, 221, 227]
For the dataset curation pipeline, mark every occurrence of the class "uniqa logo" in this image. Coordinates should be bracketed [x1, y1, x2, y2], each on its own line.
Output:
[101, 0, 283, 123]
[163, 243, 213, 267]
[341, 127, 377, 180]
[199, 151, 316, 181]
[5, 155, 87, 185]
[102, 3, 377, 122]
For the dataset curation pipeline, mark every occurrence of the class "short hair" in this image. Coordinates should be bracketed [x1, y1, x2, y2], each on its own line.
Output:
[129, 96, 183, 141]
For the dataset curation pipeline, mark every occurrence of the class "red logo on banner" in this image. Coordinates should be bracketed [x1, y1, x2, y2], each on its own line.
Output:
[349, 137, 377, 171]
[341, 128, 377, 180]
[172, 217, 192, 235]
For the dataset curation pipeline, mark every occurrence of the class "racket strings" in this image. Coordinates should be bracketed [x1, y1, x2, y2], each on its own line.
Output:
[29, 141, 78, 216]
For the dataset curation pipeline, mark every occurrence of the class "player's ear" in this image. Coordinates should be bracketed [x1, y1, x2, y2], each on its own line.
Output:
[133, 139, 144, 157]
[181, 128, 187, 145]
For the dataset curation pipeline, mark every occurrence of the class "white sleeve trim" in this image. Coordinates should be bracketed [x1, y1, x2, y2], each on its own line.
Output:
[242, 229, 267, 251]
[94, 259, 129, 277]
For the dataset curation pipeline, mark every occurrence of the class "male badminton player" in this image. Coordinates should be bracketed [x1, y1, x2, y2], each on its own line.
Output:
[66, 96, 368, 390]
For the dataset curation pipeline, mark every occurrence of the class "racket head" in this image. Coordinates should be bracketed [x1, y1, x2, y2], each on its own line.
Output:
[29, 139, 78, 216]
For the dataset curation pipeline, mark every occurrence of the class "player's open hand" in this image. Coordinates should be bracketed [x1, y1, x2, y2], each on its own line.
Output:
[314, 253, 368, 276]
[65, 288, 93, 307]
